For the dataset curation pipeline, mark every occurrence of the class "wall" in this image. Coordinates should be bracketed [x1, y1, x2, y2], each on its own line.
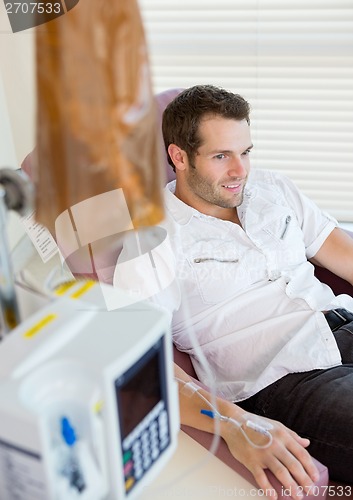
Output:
[0, 3, 35, 169]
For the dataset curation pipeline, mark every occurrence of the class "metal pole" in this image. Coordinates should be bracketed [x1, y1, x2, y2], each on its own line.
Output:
[0, 185, 21, 338]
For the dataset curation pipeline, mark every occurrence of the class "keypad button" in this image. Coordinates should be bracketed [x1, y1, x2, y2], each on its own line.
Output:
[123, 450, 132, 464]
[134, 457, 142, 469]
[160, 437, 169, 450]
[132, 441, 141, 454]
[151, 445, 160, 461]
[158, 410, 168, 425]
[143, 458, 152, 470]
[132, 450, 142, 462]
[151, 421, 158, 431]
[123, 460, 134, 476]
[125, 476, 135, 492]
[141, 431, 149, 444]
[134, 465, 143, 480]
[150, 434, 159, 445]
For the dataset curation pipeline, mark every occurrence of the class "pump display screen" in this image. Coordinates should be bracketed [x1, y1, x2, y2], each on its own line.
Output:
[116, 344, 162, 440]
[115, 336, 171, 495]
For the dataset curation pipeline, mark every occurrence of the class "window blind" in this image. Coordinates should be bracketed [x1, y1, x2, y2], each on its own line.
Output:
[139, 0, 353, 221]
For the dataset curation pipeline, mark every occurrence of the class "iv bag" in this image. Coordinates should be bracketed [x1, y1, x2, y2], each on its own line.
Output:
[34, 0, 165, 236]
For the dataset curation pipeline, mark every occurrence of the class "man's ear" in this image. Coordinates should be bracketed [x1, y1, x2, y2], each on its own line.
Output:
[168, 144, 187, 171]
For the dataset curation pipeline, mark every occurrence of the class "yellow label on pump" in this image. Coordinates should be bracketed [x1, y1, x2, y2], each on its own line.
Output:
[93, 399, 103, 414]
[70, 280, 96, 299]
[23, 314, 57, 339]
[54, 281, 76, 295]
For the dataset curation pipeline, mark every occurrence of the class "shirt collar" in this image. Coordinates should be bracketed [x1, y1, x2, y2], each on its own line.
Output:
[164, 181, 200, 225]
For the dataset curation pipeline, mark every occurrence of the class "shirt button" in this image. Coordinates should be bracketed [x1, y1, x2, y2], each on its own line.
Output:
[268, 270, 281, 281]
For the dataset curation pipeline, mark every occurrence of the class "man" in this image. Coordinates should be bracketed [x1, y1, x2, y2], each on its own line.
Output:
[114, 85, 353, 496]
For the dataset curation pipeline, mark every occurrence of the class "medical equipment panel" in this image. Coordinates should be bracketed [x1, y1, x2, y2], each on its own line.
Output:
[0, 294, 179, 499]
[116, 336, 171, 495]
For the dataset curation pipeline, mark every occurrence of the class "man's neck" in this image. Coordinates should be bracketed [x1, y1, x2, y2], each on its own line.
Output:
[173, 185, 242, 226]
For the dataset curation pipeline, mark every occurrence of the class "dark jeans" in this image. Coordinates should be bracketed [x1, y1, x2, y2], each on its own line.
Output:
[238, 321, 353, 484]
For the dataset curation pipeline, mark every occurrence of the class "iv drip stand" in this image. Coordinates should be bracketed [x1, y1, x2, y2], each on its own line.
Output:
[0, 168, 33, 338]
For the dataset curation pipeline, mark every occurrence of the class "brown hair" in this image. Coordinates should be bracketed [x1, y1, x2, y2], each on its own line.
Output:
[162, 85, 251, 172]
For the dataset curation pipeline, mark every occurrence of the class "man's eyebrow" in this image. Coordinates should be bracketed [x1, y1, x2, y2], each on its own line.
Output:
[207, 144, 254, 155]
[208, 149, 233, 155]
[204, 144, 254, 156]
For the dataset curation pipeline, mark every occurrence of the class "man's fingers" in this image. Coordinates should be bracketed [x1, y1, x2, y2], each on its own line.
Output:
[288, 428, 311, 448]
[251, 467, 278, 500]
[251, 429, 320, 499]
[285, 432, 320, 483]
[265, 455, 307, 500]
[268, 423, 319, 483]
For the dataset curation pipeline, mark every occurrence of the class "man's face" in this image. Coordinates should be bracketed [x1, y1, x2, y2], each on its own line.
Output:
[177, 116, 252, 217]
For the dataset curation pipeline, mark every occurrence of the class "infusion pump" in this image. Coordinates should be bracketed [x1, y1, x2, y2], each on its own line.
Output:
[0, 285, 179, 499]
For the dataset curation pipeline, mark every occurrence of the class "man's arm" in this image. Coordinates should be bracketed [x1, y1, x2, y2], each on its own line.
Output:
[174, 364, 319, 500]
[309, 227, 353, 286]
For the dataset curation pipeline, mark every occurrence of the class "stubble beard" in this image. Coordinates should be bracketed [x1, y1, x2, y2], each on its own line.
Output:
[187, 165, 246, 209]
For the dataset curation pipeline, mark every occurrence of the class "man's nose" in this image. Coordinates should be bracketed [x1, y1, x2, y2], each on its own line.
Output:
[227, 157, 247, 178]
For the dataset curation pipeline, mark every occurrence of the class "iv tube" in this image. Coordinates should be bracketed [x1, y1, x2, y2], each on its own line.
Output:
[175, 377, 273, 450]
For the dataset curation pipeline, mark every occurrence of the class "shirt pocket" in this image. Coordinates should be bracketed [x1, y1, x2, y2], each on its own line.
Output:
[186, 240, 251, 304]
[260, 211, 307, 268]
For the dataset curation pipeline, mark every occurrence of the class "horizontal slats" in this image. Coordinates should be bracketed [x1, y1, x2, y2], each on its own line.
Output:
[150, 56, 353, 68]
[149, 68, 353, 84]
[254, 160, 353, 173]
[146, 35, 353, 51]
[139, 1, 353, 11]
[253, 132, 353, 144]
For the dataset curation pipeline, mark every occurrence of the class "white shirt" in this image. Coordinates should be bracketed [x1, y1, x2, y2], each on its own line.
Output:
[114, 169, 353, 402]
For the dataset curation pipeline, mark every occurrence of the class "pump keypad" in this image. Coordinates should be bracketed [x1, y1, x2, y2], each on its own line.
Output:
[122, 401, 170, 494]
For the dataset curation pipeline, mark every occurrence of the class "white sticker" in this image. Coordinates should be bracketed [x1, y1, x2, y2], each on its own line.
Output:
[22, 211, 58, 263]
[0, 438, 49, 499]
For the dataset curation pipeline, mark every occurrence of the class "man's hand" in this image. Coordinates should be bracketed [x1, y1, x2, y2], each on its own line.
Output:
[221, 412, 320, 500]
[174, 364, 319, 500]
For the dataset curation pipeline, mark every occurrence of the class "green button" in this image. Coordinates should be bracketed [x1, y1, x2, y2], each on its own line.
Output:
[123, 450, 132, 464]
